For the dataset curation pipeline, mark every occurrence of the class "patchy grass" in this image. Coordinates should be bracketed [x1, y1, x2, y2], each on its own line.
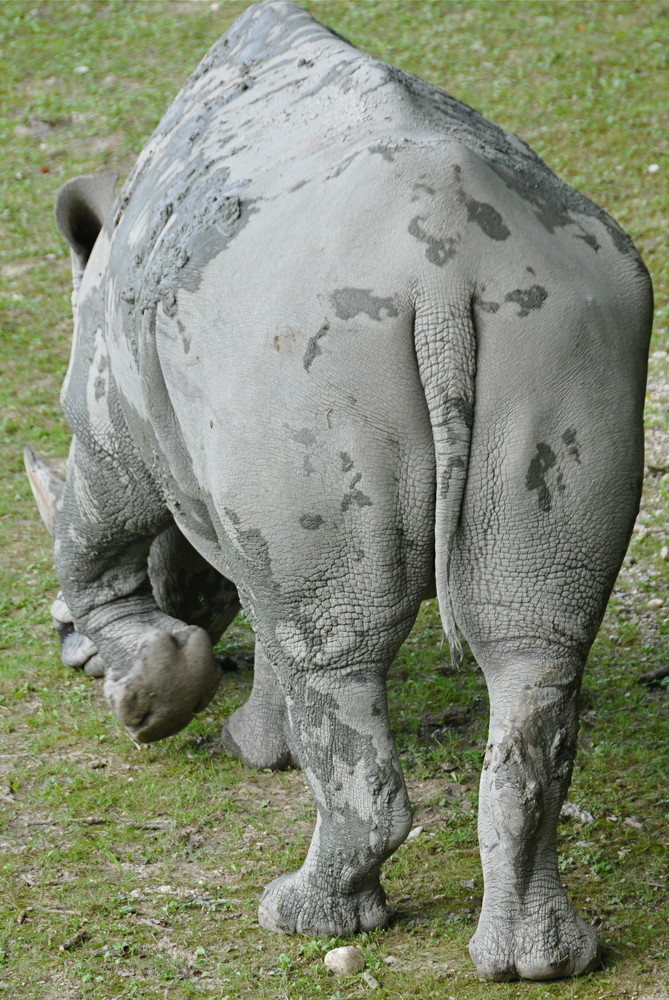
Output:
[0, 2, 667, 998]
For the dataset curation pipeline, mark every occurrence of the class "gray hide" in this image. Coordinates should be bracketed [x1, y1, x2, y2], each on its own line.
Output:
[24, 445, 240, 679]
[47, 0, 652, 981]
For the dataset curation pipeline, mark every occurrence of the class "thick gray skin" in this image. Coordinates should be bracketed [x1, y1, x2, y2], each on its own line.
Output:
[24, 446, 240, 680]
[25, 447, 293, 760]
[50, 1, 652, 980]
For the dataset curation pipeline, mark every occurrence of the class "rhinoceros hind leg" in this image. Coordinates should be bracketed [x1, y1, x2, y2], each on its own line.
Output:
[468, 649, 600, 981]
[221, 643, 298, 770]
[469, 896, 599, 981]
[259, 870, 389, 937]
[254, 660, 414, 936]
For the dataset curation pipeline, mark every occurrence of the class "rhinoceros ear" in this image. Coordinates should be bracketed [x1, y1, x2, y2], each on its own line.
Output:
[23, 445, 66, 537]
[55, 171, 118, 280]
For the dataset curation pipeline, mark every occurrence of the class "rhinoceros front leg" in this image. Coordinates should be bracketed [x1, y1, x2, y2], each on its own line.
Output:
[56, 435, 222, 743]
[220, 642, 298, 770]
[53, 527, 238, 679]
[147, 524, 240, 643]
[469, 651, 599, 981]
[26, 446, 238, 682]
[257, 665, 413, 935]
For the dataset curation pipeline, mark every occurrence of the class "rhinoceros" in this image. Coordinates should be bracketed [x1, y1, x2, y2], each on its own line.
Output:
[37, 0, 652, 980]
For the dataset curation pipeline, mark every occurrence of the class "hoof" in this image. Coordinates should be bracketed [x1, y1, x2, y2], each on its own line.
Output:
[469, 899, 600, 981]
[221, 703, 299, 770]
[258, 871, 389, 937]
[104, 627, 221, 742]
[83, 653, 105, 678]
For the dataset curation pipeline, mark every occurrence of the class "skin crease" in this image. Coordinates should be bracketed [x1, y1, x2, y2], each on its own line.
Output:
[39, 0, 652, 982]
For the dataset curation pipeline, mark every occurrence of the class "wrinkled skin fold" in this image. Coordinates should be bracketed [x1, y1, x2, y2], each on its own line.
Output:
[36, 0, 652, 981]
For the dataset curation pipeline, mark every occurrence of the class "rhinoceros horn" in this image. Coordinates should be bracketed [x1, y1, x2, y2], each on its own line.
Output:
[23, 445, 66, 537]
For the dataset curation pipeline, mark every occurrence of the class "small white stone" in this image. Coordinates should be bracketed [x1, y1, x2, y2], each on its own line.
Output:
[362, 970, 380, 988]
[406, 825, 423, 840]
[660, 546, 669, 561]
[324, 945, 365, 975]
[73, 65, 89, 75]
[647, 163, 660, 173]
[561, 801, 594, 824]
[648, 598, 664, 609]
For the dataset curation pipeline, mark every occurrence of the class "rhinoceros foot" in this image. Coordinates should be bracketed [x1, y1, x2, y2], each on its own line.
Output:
[220, 716, 298, 771]
[104, 627, 221, 743]
[221, 699, 299, 771]
[220, 642, 299, 770]
[258, 871, 389, 937]
[469, 890, 600, 981]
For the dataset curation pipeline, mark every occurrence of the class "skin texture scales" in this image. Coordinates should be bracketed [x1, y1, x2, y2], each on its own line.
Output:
[38, 0, 652, 981]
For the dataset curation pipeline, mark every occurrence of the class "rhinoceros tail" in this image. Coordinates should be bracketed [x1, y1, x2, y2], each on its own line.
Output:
[413, 295, 476, 665]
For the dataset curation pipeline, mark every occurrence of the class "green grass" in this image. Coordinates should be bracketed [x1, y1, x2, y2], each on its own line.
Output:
[1, 2, 667, 998]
